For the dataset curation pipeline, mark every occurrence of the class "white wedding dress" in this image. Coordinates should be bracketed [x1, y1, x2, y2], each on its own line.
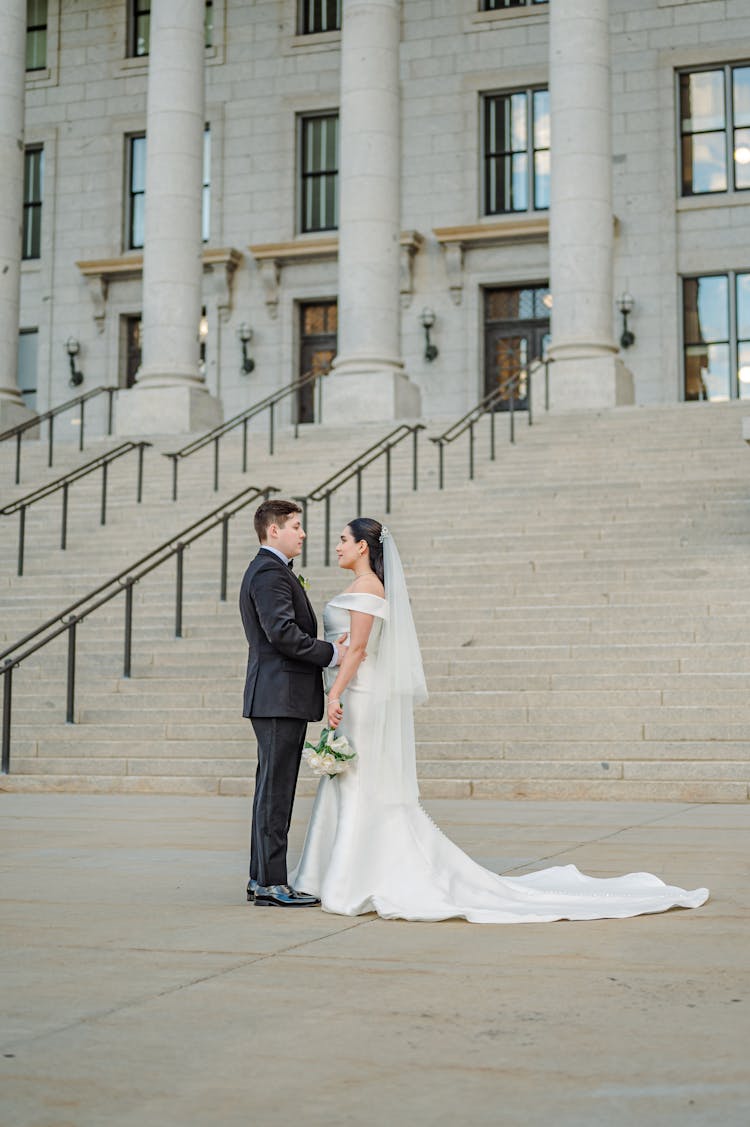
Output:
[291, 551, 709, 924]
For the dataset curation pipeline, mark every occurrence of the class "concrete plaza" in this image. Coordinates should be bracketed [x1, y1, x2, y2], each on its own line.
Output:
[1, 794, 748, 1126]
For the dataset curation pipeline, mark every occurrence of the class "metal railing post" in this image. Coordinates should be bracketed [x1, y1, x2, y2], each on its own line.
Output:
[220, 513, 229, 602]
[509, 387, 516, 444]
[79, 398, 86, 452]
[545, 360, 550, 412]
[528, 369, 533, 427]
[490, 405, 496, 461]
[15, 432, 21, 486]
[107, 388, 115, 435]
[438, 442, 444, 490]
[356, 467, 362, 515]
[66, 617, 77, 723]
[385, 445, 392, 513]
[1, 662, 12, 773]
[469, 421, 475, 481]
[48, 414, 54, 468]
[213, 437, 220, 492]
[242, 419, 248, 473]
[123, 579, 134, 678]
[171, 457, 178, 502]
[137, 443, 145, 503]
[412, 427, 419, 491]
[61, 482, 69, 550]
[317, 374, 323, 424]
[100, 461, 108, 526]
[324, 493, 331, 567]
[17, 506, 26, 577]
[175, 544, 184, 638]
[269, 402, 275, 456]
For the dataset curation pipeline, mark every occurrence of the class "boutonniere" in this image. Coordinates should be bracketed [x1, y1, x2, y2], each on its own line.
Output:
[298, 574, 311, 592]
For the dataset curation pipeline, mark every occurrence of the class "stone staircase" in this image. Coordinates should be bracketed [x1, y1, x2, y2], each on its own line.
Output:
[1, 400, 750, 801]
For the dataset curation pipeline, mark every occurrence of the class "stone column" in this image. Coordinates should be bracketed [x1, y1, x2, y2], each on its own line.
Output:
[547, 0, 633, 409]
[325, 0, 421, 421]
[116, 0, 221, 436]
[0, 0, 36, 429]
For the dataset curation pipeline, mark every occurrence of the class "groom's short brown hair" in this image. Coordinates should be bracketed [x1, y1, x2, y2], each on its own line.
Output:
[254, 499, 302, 543]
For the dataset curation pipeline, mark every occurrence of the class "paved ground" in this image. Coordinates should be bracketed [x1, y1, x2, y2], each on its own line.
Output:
[1, 794, 748, 1127]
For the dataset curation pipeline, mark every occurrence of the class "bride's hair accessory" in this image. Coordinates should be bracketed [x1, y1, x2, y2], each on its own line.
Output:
[379, 525, 390, 543]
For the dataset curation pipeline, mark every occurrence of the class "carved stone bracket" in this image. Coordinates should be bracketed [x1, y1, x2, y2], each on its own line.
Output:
[399, 230, 424, 309]
[75, 248, 244, 324]
[202, 248, 243, 321]
[433, 219, 550, 305]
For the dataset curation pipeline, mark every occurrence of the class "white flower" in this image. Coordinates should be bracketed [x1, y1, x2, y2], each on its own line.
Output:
[328, 735, 350, 754]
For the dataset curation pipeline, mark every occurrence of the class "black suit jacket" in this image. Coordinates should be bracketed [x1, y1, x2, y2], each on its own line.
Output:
[239, 549, 334, 720]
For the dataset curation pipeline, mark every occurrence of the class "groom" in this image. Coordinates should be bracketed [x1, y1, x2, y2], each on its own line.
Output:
[239, 498, 345, 907]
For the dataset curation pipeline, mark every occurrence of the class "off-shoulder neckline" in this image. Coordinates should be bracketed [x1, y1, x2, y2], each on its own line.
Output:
[334, 591, 386, 602]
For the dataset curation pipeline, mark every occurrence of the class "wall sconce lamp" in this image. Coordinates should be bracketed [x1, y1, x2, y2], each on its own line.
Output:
[419, 307, 439, 362]
[65, 337, 84, 386]
[238, 322, 255, 374]
[617, 292, 635, 349]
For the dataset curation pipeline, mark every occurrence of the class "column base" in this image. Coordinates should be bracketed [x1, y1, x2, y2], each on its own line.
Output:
[546, 355, 635, 412]
[115, 385, 223, 437]
[323, 361, 421, 424]
[0, 397, 37, 432]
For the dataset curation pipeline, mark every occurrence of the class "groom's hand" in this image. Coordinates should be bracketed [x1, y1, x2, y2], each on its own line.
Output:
[335, 632, 349, 664]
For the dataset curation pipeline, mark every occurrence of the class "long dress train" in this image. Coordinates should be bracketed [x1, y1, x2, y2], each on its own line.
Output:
[291, 591, 709, 924]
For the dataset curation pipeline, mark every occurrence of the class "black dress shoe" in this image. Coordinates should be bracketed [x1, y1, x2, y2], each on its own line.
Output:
[246, 879, 258, 903]
[253, 883, 320, 907]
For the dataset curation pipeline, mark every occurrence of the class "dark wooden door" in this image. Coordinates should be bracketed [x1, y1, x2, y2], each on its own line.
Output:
[484, 286, 550, 409]
[298, 301, 337, 423]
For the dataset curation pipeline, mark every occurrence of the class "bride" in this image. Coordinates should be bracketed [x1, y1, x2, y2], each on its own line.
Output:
[291, 518, 709, 923]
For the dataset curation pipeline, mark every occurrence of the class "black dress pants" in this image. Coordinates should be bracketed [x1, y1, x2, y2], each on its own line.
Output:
[249, 717, 307, 887]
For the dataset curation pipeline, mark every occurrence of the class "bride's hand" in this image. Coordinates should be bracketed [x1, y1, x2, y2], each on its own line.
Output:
[328, 697, 343, 729]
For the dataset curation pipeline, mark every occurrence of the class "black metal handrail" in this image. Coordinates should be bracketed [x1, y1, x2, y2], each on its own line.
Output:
[164, 368, 325, 501]
[295, 423, 425, 567]
[430, 359, 547, 489]
[0, 482, 277, 773]
[1, 441, 151, 577]
[0, 386, 117, 486]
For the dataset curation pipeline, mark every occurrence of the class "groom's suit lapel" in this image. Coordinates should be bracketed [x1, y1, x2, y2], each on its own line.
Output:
[257, 549, 317, 631]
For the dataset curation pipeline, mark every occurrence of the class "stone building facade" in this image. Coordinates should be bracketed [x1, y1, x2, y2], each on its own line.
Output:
[2, 0, 750, 433]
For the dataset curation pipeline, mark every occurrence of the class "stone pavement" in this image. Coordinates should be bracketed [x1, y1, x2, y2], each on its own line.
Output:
[1, 794, 748, 1127]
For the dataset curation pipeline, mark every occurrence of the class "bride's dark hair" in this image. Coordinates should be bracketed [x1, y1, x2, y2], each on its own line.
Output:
[348, 517, 384, 586]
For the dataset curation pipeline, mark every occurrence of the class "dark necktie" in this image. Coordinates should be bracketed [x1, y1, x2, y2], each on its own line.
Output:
[287, 559, 294, 571]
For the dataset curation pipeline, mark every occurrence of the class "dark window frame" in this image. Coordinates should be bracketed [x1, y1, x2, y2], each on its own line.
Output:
[681, 270, 750, 401]
[127, 0, 214, 58]
[480, 1, 548, 10]
[22, 145, 44, 260]
[26, 0, 48, 71]
[679, 62, 750, 197]
[298, 0, 341, 34]
[126, 133, 146, 251]
[299, 112, 339, 234]
[483, 87, 549, 216]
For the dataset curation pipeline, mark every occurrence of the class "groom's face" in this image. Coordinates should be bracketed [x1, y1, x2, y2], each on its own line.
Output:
[272, 514, 306, 560]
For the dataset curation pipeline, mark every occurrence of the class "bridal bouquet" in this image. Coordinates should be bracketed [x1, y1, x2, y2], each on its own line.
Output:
[303, 727, 356, 778]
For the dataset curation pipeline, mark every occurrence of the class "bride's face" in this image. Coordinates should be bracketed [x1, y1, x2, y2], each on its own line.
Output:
[335, 527, 364, 570]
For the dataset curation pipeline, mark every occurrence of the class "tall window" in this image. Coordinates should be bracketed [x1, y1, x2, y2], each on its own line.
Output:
[128, 1, 215, 56]
[127, 134, 146, 250]
[202, 126, 211, 243]
[300, 113, 338, 233]
[26, 0, 48, 70]
[17, 330, 39, 409]
[481, 1, 548, 9]
[23, 146, 44, 260]
[683, 272, 750, 401]
[484, 89, 549, 215]
[680, 65, 750, 195]
[299, 0, 341, 34]
[128, 0, 150, 57]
